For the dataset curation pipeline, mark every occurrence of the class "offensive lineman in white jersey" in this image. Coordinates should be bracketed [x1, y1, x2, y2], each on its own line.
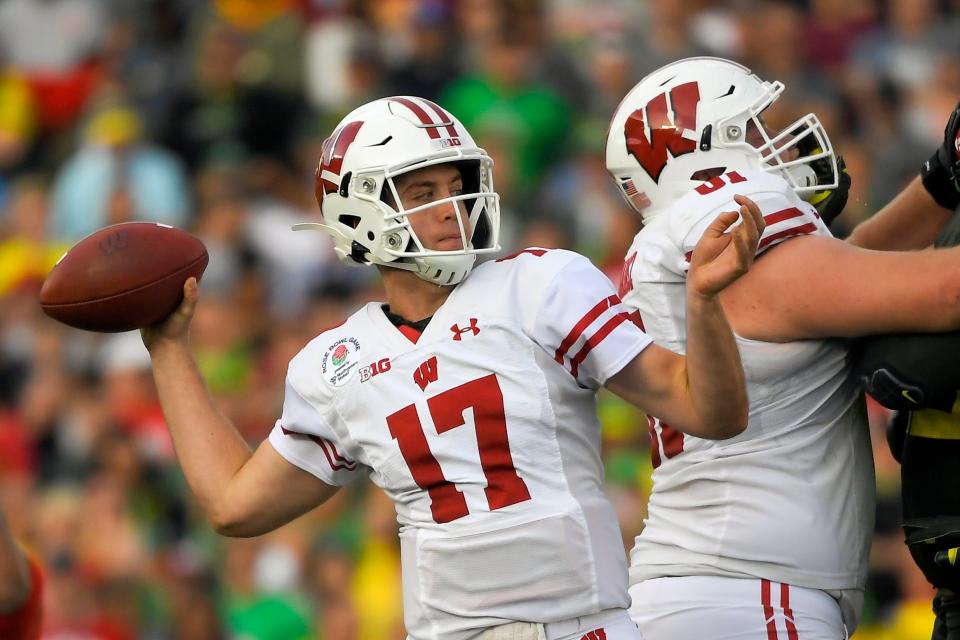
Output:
[141, 95, 764, 640]
[606, 56, 960, 640]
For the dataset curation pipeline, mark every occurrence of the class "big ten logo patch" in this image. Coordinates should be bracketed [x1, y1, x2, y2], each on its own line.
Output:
[360, 358, 391, 383]
[413, 356, 438, 391]
[321, 336, 362, 386]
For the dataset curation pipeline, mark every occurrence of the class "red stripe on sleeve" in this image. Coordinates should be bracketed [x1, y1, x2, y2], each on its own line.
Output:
[420, 98, 459, 138]
[781, 583, 799, 640]
[763, 206, 805, 226]
[683, 208, 811, 263]
[391, 97, 441, 139]
[758, 223, 818, 251]
[762, 579, 779, 640]
[309, 435, 357, 471]
[569, 311, 629, 379]
[554, 295, 620, 364]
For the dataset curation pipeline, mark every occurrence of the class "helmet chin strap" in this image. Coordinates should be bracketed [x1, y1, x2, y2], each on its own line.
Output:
[413, 252, 476, 286]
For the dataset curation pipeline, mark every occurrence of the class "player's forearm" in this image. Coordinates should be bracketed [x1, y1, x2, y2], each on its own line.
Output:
[683, 291, 748, 438]
[148, 339, 253, 521]
[847, 177, 953, 250]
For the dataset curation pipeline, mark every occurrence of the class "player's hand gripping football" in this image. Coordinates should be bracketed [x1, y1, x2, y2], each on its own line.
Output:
[687, 195, 765, 298]
[141, 277, 199, 352]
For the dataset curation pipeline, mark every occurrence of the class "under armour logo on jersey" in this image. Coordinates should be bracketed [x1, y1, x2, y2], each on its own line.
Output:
[450, 318, 479, 341]
[580, 629, 607, 640]
[413, 356, 439, 391]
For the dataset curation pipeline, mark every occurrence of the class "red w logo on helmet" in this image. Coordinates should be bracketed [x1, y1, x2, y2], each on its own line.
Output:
[315, 120, 364, 208]
[624, 82, 701, 182]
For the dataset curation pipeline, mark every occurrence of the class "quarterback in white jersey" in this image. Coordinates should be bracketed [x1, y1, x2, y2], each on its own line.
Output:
[142, 95, 764, 640]
[273, 249, 650, 638]
[607, 57, 960, 640]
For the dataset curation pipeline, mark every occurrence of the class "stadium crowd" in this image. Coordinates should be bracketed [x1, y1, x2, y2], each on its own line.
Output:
[0, 0, 958, 637]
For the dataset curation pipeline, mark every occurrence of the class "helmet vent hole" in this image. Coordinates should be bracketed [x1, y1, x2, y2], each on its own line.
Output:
[340, 214, 361, 229]
[367, 231, 375, 241]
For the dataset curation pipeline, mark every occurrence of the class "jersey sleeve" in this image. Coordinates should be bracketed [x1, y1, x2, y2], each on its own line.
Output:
[268, 376, 366, 487]
[525, 252, 653, 389]
[672, 172, 832, 274]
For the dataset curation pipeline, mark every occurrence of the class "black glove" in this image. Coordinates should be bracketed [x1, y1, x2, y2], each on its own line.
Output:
[808, 155, 851, 225]
[921, 101, 960, 211]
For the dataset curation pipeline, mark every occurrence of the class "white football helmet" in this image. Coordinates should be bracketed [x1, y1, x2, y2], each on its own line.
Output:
[606, 57, 837, 223]
[296, 96, 500, 286]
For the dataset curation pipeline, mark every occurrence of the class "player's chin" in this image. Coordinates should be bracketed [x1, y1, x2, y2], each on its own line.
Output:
[432, 238, 465, 251]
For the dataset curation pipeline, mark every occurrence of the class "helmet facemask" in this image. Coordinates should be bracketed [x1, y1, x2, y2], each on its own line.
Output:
[338, 153, 500, 285]
[358, 154, 500, 285]
[723, 81, 838, 196]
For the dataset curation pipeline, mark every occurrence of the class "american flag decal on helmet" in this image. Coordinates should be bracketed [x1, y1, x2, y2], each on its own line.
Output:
[619, 177, 652, 211]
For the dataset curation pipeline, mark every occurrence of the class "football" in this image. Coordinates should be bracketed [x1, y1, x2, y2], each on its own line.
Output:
[39, 222, 208, 332]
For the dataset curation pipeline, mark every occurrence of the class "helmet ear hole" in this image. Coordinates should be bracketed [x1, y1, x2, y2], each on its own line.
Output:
[340, 214, 361, 229]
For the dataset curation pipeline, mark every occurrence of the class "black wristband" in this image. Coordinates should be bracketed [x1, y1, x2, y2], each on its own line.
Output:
[921, 152, 960, 211]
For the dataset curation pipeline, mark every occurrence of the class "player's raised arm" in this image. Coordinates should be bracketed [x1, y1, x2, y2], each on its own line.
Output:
[606, 195, 763, 439]
[846, 101, 960, 250]
[143, 278, 339, 537]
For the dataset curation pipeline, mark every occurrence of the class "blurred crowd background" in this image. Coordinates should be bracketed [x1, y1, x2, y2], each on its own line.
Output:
[0, 0, 958, 637]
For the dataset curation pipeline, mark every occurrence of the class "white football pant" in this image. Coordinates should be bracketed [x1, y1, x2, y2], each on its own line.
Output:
[629, 576, 850, 640]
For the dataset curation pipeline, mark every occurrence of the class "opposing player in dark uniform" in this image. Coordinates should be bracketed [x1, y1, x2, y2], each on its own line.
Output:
[855, 102, 960, 640]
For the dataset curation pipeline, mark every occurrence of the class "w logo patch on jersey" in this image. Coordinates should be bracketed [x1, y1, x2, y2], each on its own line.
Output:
[580, 629, 607, 640]
[624, 81, 701, 182]
[414, 356, 439, 391]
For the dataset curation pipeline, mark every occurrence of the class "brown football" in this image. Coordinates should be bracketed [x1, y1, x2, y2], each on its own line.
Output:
[39, 222, 208, 332]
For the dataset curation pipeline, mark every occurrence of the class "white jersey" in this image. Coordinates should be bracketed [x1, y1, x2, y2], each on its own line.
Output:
[619, 169, 875, 598]
[269, 249, 652, 640]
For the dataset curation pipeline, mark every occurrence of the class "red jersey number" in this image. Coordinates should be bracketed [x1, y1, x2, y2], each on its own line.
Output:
[386, 374, 532, 523]
[648, 415, 684, 469]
